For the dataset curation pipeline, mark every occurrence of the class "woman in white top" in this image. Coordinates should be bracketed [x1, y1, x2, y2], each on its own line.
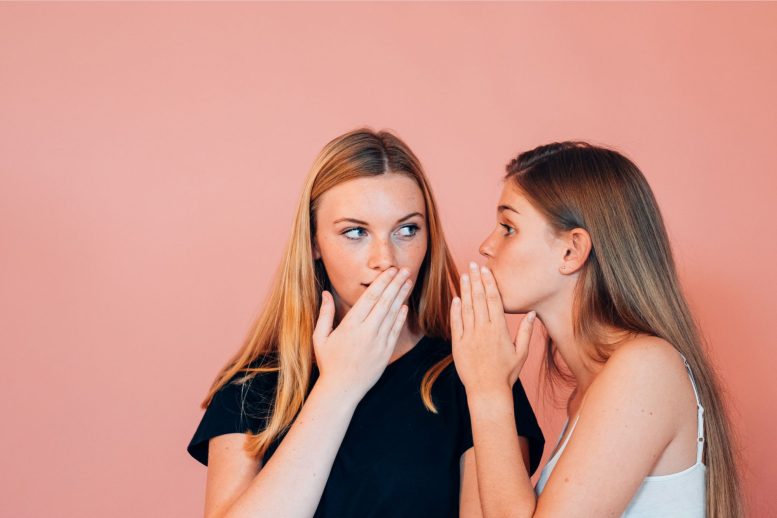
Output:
[450, 142, 742, 517]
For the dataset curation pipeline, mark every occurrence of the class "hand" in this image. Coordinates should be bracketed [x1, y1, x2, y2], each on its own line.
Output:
[312, 267, 413, 401]
[451, 262, 536, 394]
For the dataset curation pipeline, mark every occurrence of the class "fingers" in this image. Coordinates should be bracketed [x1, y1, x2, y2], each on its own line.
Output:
[468, 261, 489, 324]
[513, 311, 537, 352]
[312, 291, 335, 348]
[480, 266, 505, 323]
[377, 278, 414, 341]
[348, 267, 399, 322]
[460, 271, 474, 331]
[450, 297, 463, 341]
[385, 305, 409, 350]
[365, 268, 411, 326]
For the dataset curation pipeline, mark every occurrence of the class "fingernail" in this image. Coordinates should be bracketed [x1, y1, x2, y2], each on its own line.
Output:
[452, 297, 461, 305]
[527, 311, 536, 322]
[469, 261, 478, 271]
[405, 279, 413, 288]
[462, 274, 469, 283]
[481, 266, 490, 275]
[400, 268, 410, 276]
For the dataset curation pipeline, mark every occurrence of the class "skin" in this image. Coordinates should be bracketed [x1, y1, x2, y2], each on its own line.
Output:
[204, 174, 528, 517]
[451, 182, 701, 518]
[312, 174, 428, 362]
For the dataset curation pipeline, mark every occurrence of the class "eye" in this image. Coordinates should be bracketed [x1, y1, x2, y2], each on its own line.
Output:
[500, 223, 515, 236]
[342, 227, 367, 240]
[395, 224, 420, 239]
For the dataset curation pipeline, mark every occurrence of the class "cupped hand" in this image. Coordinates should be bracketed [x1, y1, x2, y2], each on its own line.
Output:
[312, 267, 413, 400]
[450, 262, 536, 394]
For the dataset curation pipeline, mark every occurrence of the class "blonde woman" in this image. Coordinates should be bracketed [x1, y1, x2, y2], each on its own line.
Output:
[451, 142, 742, 517]
[187, 129, 544, 518]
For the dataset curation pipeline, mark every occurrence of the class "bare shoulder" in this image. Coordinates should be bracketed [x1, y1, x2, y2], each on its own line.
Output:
[585, 335, 691, 426]
[604, 335, 687, 385]
[535, 341, 697, 516]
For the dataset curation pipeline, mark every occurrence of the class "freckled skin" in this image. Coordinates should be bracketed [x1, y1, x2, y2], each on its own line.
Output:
[313, 174, 428, 321]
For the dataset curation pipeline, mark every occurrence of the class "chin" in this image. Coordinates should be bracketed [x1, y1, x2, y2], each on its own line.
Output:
[501, 298, 534, 315]
[330, 288, 355, 309]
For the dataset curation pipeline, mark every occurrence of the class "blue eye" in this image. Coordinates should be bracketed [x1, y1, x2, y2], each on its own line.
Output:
[395, 224, 419, 239]
[500, 223, 515, 236]
[343, 227, 367, 240]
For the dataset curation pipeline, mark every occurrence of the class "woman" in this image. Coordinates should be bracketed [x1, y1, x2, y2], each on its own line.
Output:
[451, 142, 742, 517]
[186, 128, 544, 518]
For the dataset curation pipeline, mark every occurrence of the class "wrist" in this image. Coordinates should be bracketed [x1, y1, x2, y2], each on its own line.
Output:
[465, 385, 515, 416]
[312, 376, 365, 409]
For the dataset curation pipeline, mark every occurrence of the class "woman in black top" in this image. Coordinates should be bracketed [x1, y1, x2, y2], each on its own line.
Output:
[187, 128, 544, 517]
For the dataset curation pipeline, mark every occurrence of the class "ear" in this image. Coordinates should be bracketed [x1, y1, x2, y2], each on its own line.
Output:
[312, 236, 321, 260]
[559, 228, 591, 275]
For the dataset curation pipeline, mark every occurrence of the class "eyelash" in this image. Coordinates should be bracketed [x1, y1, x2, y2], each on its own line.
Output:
[500, 223, 516, 236]
[342, 224, 420, 241]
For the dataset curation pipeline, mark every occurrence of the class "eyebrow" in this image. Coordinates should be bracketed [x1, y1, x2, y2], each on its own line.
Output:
[333, 212, 425, 226]
[498, 204, 520, 215]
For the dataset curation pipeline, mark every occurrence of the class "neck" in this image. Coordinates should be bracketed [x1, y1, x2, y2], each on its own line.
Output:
[390, 323, 423, 363]
[537, 299, 635, 398]
[535, 293, 601, 395]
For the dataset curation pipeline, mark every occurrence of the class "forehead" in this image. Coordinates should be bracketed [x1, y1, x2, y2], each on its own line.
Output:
[317, 174, 425, 221]
[498, 181, 561, 243]
[498, 182, 531, 211]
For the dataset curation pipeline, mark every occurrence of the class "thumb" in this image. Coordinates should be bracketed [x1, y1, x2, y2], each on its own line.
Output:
[313, 291, 335, 348]
[513, 311, 536, 356]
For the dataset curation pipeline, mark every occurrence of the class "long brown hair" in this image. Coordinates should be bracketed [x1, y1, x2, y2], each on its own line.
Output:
[506, 142, 742, 517]
[201, 128, 459, 460]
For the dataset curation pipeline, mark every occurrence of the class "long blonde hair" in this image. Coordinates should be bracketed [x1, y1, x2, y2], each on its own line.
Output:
[506, 142, 743, 517]
[201, 128, 459, 460]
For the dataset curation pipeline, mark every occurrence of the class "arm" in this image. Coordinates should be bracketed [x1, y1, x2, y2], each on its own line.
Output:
[204, 267, 414, 518]
[452, 264, 690, 517]
[459, 448, 484, 518]
[459, 439, 532, 518]
[451, 263, 538, 518]
[205, 434, 260, 518]
[466, 391, 536, 518]
[532, 339, 688, 517]
[206, 381, 362, 518]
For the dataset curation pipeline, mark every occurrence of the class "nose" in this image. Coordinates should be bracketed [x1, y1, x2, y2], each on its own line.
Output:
[368, 237, 397, 271]
[479, 230, 496, 259]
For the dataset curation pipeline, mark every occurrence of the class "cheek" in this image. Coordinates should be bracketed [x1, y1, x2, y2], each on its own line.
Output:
[317, 239, 366, 299]
[490, 249, 526, 299]
[490, 240, 556, 312]
[397, 239, 428, 282]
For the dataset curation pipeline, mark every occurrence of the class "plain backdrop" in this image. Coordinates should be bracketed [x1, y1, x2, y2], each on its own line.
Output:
[1, 2, 776, 517]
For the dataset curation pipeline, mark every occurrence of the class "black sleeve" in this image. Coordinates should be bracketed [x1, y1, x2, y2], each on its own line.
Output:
[186, 369, 277, 466]
[458, 379, 546, 476]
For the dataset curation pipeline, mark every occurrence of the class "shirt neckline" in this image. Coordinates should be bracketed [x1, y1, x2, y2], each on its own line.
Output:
[383, 334, 430, 372]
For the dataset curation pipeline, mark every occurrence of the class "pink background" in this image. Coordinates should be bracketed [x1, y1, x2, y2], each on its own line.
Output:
[1, 3, 775, 517]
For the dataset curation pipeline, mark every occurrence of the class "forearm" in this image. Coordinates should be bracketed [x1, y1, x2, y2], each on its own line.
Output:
[224, 381, 360, 518]
[467, 387, 536, 518]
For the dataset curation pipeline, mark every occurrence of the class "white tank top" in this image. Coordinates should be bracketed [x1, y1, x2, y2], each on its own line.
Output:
[534, 354, 706, 517]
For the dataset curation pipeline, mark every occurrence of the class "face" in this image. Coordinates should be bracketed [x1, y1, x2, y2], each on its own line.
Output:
[479, 182, 570, 314]
[313, 174, 428, 317]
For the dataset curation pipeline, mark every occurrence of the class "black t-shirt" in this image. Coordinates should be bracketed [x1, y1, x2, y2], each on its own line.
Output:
[188, 335, 544, 517]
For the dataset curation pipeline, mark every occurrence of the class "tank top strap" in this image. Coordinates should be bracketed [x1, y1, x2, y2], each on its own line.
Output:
[557, 414, 580, 456]
[679, 353, 705, 464]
